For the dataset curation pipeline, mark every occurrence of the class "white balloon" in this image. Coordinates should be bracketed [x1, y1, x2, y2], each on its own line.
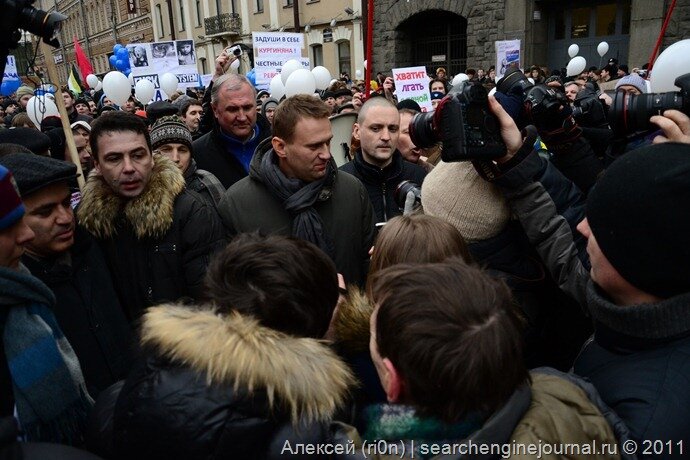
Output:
[650, 39, 690, 92]
[95, 81, 103, 91]
[280, 59, 303, 85]
[160, 72, 179, 96]
[269, 74, 286, 100]
[135, 79, 155, 104]
[86, 74, 99, 89]
[312, 66, 332, 90]
[568, 44, 579, 58]
[355, 69, 363, 79]
[597, 41, 609, 58]
[102, 71, 131, 106]
[566, 56, 587, 77]
[26, 95, 59, 128]
[451, 73, 469, 86]
[285, 69, 316, 97]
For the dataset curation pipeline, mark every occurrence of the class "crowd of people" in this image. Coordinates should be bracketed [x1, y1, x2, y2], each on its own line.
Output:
[0, 45, 689, 460]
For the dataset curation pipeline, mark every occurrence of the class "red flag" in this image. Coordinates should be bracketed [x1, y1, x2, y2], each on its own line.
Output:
[73, 36, 94, 87]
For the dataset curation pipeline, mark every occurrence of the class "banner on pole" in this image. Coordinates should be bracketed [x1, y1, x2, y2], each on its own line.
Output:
[392, 66, 433, 112]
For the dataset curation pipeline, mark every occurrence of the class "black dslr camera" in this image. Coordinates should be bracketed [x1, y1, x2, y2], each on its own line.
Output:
[608, 73, 690, 136]
[408, 81, 506, 162]
[497, 67, 573, 130]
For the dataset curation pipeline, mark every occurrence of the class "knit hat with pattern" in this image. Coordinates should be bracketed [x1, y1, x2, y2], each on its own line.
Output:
[150, 115, 193, 151]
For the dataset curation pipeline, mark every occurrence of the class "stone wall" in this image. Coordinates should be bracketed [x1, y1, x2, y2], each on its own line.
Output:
[371, 0, 514, 72]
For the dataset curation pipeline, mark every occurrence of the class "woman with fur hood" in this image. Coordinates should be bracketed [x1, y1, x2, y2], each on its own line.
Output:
[105, 234, 356, 459]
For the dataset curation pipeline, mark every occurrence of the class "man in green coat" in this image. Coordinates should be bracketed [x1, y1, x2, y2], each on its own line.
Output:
[218, 94, 376, 286]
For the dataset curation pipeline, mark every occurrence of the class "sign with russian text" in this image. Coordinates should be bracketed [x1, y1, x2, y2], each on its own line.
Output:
[495, 39, 521, 79]
[252, 32, 306, 89]
[392, 66, 433, 112]
[254, 56, 310, 88]
[252, 32, 304, 54]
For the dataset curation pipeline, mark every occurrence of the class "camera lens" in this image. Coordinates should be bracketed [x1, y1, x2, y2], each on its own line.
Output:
[609, 91, 684, 136]
[408, 111, 439, 149]
[394, 180, 421, 209]
[233, 47, 242, 56]
[17, 4, 66, 45]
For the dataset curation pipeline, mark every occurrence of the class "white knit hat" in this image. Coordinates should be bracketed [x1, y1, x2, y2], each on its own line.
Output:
[421, 160, 511, 242]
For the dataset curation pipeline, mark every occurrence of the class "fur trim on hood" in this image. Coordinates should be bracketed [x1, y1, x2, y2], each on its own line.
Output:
[77, 154, 186, 239]
[334, 287, 374, 353]
[140, 304, 356, 424]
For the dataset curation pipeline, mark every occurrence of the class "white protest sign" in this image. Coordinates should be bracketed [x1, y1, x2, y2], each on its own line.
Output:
[200, 74, 213, 88]
[495, 39, 521, 79]
[392, 66, 433, 112]
[252, 32, 304, 55]
[252, 32, 306, 90]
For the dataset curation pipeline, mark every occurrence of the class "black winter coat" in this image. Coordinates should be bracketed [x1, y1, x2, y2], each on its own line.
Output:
[111, 305, 355, 460]
[192, 113, 271, 189]
[339, 151, 427, 223]
[77, 155, 226, 321]
[22, 227, 133, 398]
[574, 286, 690, 457]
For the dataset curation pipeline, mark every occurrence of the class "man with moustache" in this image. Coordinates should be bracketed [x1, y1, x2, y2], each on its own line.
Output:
[340, 97, 427, 223]
[77, 112, 226, 321]
[0, 153, 132, 398]
[219, 94, 375, 286]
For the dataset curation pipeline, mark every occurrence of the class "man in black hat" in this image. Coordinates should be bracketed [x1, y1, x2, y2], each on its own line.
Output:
[0, 153, 133, 398]
[478, 102, 690, 455]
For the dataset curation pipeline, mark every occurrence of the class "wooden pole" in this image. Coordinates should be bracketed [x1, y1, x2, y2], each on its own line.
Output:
[39, 41, 85, 190]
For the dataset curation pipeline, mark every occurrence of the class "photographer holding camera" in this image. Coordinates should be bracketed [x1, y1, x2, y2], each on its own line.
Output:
[468, 90, 690, 455]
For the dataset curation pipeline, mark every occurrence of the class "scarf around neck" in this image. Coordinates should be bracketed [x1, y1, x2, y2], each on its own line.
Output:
[256, 149, 336, 259]
[0, 264, 92, 445]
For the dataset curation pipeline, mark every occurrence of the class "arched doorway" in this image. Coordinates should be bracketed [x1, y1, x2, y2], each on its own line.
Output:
[396, 10, 468, 76]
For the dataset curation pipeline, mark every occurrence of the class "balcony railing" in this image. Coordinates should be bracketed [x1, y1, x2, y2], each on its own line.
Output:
[205, 13, 242, 36]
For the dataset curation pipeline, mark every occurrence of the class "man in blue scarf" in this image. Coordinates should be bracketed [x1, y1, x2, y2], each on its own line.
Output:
[0, 164, 92, 446]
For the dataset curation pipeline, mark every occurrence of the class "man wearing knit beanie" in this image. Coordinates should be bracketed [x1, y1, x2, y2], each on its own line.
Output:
[479, 100, 690, 451]
[14, 86, 34, 109]
[150, 115, 224, 209]
[614, 73, 647, 95]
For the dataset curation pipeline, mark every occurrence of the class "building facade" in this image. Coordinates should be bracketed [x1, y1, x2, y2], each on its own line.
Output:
[150, 0, 364, 79]
[35, 0, 154, 83]
[30, 0, 690, 86]
[371, 0, 687, 77]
